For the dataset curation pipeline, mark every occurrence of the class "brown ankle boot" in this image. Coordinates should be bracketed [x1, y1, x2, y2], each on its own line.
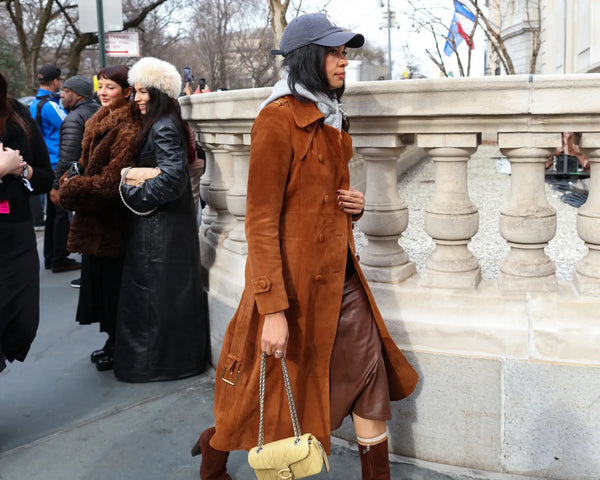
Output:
[358, 438, 391, 480]
[190, 427, 232, 480]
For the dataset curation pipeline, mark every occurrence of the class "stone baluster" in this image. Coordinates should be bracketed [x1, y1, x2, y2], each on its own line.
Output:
[498, 133, 560, 292]
[197, 134, 217, 233]
[417, 133, 481, 289]
[224, 136, 251, 255]
[575, 132, 600, 295]
[355, 136, 416, 283]
[203, 134, 235, 246]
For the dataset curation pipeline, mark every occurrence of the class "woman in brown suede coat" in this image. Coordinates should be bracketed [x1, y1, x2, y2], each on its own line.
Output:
[193, 14, 418, 480]
[59, 64, 140, 372]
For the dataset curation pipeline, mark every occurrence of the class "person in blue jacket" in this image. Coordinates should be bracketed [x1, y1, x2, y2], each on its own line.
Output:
[30, 65, 80, 273]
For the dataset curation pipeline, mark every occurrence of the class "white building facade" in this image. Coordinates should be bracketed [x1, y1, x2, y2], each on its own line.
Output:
[487, 0, 600, 74]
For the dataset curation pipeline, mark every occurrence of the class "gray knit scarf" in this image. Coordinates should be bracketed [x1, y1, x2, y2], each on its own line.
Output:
[260, 70, 345, 131]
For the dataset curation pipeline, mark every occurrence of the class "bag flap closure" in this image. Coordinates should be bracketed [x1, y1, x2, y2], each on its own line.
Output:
[248, 433, 313, 469]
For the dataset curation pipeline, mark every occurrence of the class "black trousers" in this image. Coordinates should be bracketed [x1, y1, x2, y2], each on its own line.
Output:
[29, 195, 44, 226]
[43, 195, 71, 268]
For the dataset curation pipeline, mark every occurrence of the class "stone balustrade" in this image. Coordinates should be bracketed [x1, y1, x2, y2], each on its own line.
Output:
[181, 74, 600, 480]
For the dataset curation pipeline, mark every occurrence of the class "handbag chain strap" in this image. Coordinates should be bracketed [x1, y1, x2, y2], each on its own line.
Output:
[119, 167, 158, 216]
[257, 352, 302, 451]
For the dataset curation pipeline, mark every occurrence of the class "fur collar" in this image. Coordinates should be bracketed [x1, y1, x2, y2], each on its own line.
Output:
[86, 104, 132, 138]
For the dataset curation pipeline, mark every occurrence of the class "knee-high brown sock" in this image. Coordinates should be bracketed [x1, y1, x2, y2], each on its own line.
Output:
[358, 437, 391, 480]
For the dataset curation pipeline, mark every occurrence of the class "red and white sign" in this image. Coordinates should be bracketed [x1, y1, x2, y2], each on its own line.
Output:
[105, 32, 139, 57]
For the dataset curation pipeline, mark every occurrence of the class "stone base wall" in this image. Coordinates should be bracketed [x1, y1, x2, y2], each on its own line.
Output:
[203, 245, 600, 480]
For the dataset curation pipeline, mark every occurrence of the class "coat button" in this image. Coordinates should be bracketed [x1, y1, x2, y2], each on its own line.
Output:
[318, 154, 324, 163]
[318, 234, 325, 242]
[323, 195, 329, 203]
[315, 274, 324, 282]
[259, 280, 267, 288]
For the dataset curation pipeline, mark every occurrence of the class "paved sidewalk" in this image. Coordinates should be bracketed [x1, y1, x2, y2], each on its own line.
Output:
[0, 231, 535, 480]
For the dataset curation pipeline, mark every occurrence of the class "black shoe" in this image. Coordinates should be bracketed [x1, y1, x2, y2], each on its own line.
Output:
[90, 348, 106, 364]
[70, 277, 81, 288]
[95, 354, 114, 371]
[90, 336, 114, 364]
[52, 258, 81, 273]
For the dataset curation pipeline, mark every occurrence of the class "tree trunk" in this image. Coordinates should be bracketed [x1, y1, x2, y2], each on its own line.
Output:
[4, 0, 56, 93]
[527, 0, 542, 74]
[466, 0, 516, 74]
[266, 0, 289, 47]
[67, 33, 97, 77]
[266, 0, 289, 72]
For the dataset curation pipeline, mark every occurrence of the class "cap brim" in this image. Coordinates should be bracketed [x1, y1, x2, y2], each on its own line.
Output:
[313, 31, 364, 49]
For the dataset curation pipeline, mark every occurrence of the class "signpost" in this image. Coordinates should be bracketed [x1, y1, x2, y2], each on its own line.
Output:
[78, 0, 126, 67]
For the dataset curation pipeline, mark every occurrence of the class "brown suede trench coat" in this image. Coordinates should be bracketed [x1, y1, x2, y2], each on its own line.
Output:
[211, 95, 418, 454]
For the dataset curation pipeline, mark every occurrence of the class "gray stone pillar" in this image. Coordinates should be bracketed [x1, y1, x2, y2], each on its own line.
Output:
[575, 132, 600, 295]
[203, 136, 234, 245]
[418, 133, 481, 289]
[224, 138, 250, 255]
[498, 133, 559, 292]
[197, 136, 217, 233]
[356, 143, 416, 283]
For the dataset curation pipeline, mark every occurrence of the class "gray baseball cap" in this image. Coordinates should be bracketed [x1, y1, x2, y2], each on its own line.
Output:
[271, 13, 364, 56]
[63, 75, 93, 99]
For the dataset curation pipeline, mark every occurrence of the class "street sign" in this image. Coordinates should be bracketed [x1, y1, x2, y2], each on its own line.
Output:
[105, 32, 139, 57]
[78, 0, 123, 33]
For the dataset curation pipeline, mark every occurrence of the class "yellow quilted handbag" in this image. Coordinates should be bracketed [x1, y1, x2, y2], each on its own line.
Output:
[247, 353, 330, 480]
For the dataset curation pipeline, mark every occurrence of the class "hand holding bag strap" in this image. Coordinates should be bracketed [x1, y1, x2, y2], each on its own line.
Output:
[257, 352, 302, 451]
[119, 167, 158, 216]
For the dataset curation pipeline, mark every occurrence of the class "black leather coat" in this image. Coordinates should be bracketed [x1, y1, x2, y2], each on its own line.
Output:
[115, 115, 209, 382]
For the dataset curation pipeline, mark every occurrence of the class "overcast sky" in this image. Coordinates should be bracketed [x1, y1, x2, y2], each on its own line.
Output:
[296, 0, 487, 79]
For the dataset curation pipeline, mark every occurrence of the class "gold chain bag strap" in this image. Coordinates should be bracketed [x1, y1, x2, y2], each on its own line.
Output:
[119, 167, 161, 216]
[248, 353, 330, 480]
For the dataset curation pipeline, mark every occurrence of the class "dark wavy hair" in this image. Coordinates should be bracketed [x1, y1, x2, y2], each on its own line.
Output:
[283, 44, 345, 102]
[132, 86, 192, 154]
[97, 64, 130, 91]
[0, 71, 31, 140]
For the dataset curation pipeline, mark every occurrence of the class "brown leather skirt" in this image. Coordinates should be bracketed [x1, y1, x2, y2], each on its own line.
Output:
[329, 261, 392, 430]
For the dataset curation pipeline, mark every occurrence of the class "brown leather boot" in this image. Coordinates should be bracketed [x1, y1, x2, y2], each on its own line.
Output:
[358, 438, 391, 480]
[190, 427, 232, 480]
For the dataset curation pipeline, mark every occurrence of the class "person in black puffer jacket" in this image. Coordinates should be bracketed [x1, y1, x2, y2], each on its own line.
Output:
[50, 76, 100, 200]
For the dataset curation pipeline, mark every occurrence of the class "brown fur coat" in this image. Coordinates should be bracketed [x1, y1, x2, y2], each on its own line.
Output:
[59, 104, 140, 256]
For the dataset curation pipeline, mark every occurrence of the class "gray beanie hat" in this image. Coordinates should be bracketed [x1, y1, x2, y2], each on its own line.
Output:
[63, 75, 94, 99]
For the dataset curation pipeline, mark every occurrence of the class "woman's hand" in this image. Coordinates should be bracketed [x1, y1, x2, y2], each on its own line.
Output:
[261, 311, 289, 359]
[0, 144, 24, 177]
[337, 188, 364, 215]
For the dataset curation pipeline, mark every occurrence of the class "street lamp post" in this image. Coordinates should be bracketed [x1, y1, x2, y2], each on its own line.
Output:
[380, 0, 398, 80]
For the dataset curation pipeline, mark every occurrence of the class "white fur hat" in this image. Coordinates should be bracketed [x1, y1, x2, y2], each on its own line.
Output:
[128, 57, 182, 99]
